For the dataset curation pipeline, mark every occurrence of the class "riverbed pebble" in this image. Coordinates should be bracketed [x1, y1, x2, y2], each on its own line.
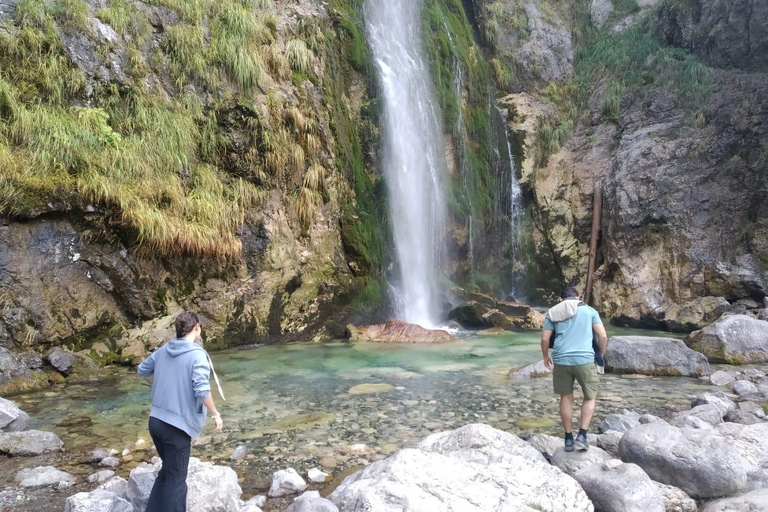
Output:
[268, 468, 307, 497]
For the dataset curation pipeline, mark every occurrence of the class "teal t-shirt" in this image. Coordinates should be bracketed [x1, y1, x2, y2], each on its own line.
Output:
[544, 305, 602, 366]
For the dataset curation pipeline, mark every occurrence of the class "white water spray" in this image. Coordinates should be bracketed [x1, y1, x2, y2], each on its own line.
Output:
[366, 0, 448, 328]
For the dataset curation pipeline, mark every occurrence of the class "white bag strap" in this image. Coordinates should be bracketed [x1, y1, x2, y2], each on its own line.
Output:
[206, 353, 226, 401]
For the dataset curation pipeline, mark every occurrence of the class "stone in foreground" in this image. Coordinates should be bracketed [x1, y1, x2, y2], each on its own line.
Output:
[686, 315, 768, 364]
[0, 396, 30, 432]
[346, 321, 455, 343]
[654, 482, 697, 512]
[125, 457, 241, 512]
[598, 409, 640, 433]
[551, 446, 613, 476]
[329, 423, 593, 511]
[268, 468, 307, 497]
[0, 429, 63, 456]
[285, 491, 339, 512]
[605, 336, 711, 376]
[15, 466, 75, 488]
[618, 423, 748, 498]
[700, 488, 768, 511]
[65, 489, 132, 512]
[574, 459, 664, 512]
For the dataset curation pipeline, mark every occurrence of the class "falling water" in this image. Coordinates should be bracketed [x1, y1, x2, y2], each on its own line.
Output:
[366, 0, 449, 327]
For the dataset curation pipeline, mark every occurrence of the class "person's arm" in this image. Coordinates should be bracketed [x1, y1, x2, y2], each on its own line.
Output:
[541, 329, 554, 369]
[192, 353, 223, 431]
[592, 319, 608, 355]
[137, 351, 156, 379]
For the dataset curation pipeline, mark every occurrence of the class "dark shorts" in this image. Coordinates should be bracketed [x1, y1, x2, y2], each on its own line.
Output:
[553, 363, 599, 399]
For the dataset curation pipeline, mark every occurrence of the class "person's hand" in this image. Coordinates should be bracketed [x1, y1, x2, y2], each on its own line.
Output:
[212, 413, 223, 431]
[543, 356, 554, 370]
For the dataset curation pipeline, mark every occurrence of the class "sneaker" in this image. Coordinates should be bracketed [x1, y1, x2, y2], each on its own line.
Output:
[564, 436, 575, 452]
[575, 433, 589, 451]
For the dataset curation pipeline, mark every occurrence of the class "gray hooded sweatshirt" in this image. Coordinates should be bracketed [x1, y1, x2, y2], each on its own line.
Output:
[137, 339, 211, 439]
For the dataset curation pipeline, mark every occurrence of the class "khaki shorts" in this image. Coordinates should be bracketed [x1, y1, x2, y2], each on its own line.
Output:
[553, 363, 599, 399]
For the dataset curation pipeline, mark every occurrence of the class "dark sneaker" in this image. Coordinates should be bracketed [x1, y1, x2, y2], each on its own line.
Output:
[575, 433, 589, 451]
[564, 436, 575, 452]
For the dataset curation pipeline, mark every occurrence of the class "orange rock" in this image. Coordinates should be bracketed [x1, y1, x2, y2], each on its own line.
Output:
[346, 320, 456, 343]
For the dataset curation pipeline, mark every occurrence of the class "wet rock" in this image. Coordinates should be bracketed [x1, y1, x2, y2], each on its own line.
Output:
[64, 489, 132, 512]
[686, 315, 768, 364]
[44, 347, 76, 376]
[618, 423, 749, 498]
[15, 466, 75, 488]
[732, 380, 758, 397]
[741, 368, 766, 381]
[448, 300, 538, 331]
[307, 467, 329, 483]
[348, 383, 393, 395]
[605, 336, 710, 376]
[0, 396, 29, 431]
[285, 491, 339, 512]
[0, 429, 63, 456]
[346, 321, 455, 343]
[230, 445, 247, 460]
[551, 446, 613, 476]
[99, 456, 120, 468]
[88, 448, 114, 463]
[574, 459, 664, 512]
[653, 482, 697, 512]
[330, 424, 592, 511]
[268, 468, 307, 497]
[87, 470, 115, 484]
[700, 488, 768, 512]
[710, 370, 737, 387]
[714, 422, 768, 489]
[596, 431, 623, 457]
[508, 360, 552, 379]
[598, 409, 640, 433]
[126, 457, 242, 512]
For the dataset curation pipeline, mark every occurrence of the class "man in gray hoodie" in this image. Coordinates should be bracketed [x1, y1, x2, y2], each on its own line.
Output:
[137, 311, 223, 512]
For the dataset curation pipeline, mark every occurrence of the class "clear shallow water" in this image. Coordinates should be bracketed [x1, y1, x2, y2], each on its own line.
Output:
[7, 328, 711, 510]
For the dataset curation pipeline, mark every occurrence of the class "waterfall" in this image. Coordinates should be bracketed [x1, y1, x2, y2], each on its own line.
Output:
[365, 0, 449, 328]
[496, 105, 526, 302]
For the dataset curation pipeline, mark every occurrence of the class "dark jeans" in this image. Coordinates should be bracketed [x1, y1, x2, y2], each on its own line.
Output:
[146, 417, 191, 512]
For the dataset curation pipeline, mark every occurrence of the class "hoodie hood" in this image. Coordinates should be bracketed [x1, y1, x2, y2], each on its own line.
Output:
[547, 299, 582, 323]
[166, 338, 204, 357]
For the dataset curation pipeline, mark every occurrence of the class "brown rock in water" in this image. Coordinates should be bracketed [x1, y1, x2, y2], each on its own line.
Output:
[346, 321, 455, 343]
[448, 299, 542, 330]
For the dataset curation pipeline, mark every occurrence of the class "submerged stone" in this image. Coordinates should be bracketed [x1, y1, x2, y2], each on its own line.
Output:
[348, 383, 394, 395]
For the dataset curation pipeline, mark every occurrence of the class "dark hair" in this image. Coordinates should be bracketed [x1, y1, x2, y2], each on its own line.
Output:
[560, 286, 579, 300]
[175, 311, 200, 339]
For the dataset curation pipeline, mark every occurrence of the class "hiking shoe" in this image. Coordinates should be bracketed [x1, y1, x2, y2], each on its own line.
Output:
[564, 436, 575, 452]
[575, 433, 589, 451]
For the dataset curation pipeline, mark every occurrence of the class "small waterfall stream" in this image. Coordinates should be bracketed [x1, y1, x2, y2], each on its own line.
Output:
[365, 0, 449, 327]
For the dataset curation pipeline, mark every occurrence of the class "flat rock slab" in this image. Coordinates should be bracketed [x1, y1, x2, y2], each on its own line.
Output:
[618, 423, 749, 498]
[0, 430, 63, 456]
[606, 336, 710, 376]
[551, 446, 613, 476]
[15, 466, 75, 488]
[686, 315, 768, 364]
[330, 423, 593, 512]
[65, 489, 132, 512]
[348, 383, 393, 395]
[346, 321, 455, 343]
[574, 460, 664, 512]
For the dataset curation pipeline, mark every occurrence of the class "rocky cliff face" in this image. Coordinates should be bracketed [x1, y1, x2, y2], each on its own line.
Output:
[482, 0, 767, 328]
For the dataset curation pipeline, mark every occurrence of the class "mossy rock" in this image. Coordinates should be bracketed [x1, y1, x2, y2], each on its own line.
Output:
[0, 371, 50, 396]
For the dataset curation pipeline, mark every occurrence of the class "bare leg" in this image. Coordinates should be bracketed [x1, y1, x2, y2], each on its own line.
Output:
[580, 398, 596, 430]
[559, 394, 574, 433]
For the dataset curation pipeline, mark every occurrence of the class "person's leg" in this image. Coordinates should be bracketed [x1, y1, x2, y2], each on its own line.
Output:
[553, 364, 577, 450]
[158, 423, 192, 512]
[574, 363, 600, 450]
[559, 394, 574, 431]
[146, 417, 167, 512]
[580, 398, 597, 430]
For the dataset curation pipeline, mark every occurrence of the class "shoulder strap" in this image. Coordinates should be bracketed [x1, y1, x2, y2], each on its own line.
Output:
[206, 353, 226, 401]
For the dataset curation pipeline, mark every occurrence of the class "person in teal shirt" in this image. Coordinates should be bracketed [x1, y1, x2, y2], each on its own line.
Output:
[541, 287, 607, 452]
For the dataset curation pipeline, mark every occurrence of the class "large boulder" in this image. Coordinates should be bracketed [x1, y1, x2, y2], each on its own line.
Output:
[574, 459, 664, 512]
[686, 315, 768, 364]
[125, 457, 242, 512]
[551, 446, 613, 476]
[691, 391, 737, 415]
[671, 404, 725, 429]
[618, 423, 749, 498]
[15, 466, 75, 488]
[0, 429, 63, 456]
[346, 321, 455, 344]
[65, 489, 133, 512]
[329, 423, 593, 511]
[605, 336, 710, 376]
[0, 396, 30, 431]
[509, 360, 552, 379]
[700, 488, 768, 512]
[714, 422, 768, 490]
